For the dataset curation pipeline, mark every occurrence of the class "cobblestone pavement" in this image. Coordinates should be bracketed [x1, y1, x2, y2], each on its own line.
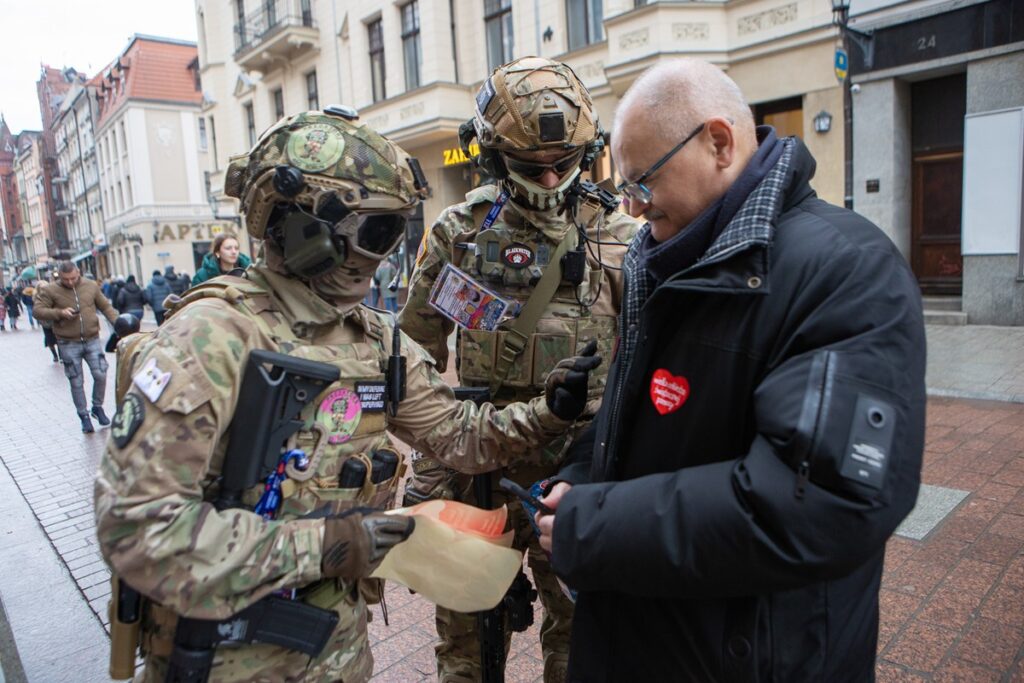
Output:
[0, 324, 1022, 681]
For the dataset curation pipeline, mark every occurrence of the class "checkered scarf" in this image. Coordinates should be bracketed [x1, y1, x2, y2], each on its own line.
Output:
[618, 137, 795, 362]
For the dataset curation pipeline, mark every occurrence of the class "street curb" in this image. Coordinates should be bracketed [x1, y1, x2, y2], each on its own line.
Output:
[0, 593, 27, 683]
[927, 387, 1024, 404]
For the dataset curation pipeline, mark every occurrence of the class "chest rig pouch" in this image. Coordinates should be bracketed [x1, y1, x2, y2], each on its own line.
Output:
[455, 200, 604, 397]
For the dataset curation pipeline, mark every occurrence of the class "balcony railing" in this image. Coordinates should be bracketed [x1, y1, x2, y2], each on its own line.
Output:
[234, 0, 318, 71]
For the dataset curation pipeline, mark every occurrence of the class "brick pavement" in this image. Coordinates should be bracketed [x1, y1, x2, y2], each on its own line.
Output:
[0, 325, 1022, 681]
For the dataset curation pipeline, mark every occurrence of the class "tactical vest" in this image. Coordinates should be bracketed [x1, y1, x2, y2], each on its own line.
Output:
[113, 275, 404, 661]
[453, 195, 618, 405]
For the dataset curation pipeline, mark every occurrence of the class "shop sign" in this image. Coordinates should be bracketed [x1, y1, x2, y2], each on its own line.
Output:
[834, 48, 849, 82]
[442, 142, 479, 167]
[156, 222, 234, 242]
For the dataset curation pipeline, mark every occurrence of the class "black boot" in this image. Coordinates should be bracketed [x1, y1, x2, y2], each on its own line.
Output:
[91, 406, 111, 427]
[80, 413, 95, 433]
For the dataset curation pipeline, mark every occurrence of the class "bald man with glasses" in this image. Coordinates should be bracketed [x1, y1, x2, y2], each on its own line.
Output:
[537, 58, 926, 681]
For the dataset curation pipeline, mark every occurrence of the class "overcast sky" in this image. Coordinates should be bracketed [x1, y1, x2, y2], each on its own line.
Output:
[0, 0, 198, 133]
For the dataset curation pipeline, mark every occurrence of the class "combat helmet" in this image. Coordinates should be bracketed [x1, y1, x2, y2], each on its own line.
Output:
[225, 108, 428, 278]
[460, 56, 603, 182]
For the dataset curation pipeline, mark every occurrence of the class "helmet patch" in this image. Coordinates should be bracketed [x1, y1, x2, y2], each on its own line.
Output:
[501, 243, 535, 269]
[287, 123, 345, 172]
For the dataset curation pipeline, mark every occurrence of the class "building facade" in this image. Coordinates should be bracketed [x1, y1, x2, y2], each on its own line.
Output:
[0, 118, 27, 279]
[94, 34, 244, 284]
[196, 0, 848, 274]
[848, 0, 1024, 325]
[36, 66, 82, 264]
[13, 132, 52, 267]
[54, 76, 106, 277]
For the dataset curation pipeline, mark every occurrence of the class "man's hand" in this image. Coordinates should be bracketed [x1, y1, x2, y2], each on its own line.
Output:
[536, 482, 572, 554]
[321, 509, 415, 580]
[61, 307, 78, 319]
[545, 340, 602, 420]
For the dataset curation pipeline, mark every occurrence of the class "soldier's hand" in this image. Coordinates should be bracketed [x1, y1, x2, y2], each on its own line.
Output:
[321, 509, 416, 580]
[545, 340, 602, 421]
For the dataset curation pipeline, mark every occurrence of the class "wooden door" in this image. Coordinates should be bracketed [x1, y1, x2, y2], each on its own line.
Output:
[911, 152, 963, 295]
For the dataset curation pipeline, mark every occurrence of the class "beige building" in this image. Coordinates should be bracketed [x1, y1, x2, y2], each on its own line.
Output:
[95, 34, 247, 284]
[196, 0, 846, 258]
[13, 132, 52, 267]
[54, 76, 106, 277]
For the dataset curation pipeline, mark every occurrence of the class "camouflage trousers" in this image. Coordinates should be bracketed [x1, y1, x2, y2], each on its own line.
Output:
[134, 591, 374, 683]
[408, 462, 574, 683]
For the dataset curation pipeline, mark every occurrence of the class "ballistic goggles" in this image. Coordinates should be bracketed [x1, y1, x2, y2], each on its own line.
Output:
[283, 203, 408, 260]
[504, 148, 585, 180]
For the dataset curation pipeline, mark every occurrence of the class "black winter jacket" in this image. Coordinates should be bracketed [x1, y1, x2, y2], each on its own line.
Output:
[116, 282, 147, 313]
[551, 139, 926, 682]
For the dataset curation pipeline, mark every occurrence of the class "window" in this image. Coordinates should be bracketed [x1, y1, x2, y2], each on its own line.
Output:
[567, 0, 604, 51]
[401, 2, 422, 91]
[198, 117, 208, 150]
[484, 0, 514, 71]
[301, 0, 313, 25]
[305, 71, 319, 110]
[272, 87, 285, 120]
[236, 0, 247, 47]
[368, 19, 386, 103]
[244, 102, 256, 147]
[209, 116, 219, 170]
[265, 0, 277, 29]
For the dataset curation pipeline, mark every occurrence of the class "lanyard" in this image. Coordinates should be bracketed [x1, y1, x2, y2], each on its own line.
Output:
[480, 191, 510, 231]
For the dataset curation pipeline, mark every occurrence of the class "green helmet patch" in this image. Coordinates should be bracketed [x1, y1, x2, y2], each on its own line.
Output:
[287, 123, 346, 172]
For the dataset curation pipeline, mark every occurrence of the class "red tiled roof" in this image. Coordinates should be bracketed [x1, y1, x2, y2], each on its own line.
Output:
[96, 36, 200, 129]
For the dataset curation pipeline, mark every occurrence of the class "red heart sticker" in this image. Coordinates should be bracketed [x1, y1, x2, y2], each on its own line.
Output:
[650, 369, 690, 415]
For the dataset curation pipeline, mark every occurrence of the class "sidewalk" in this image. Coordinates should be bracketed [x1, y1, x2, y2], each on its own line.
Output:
[0, 322, 1021, 681]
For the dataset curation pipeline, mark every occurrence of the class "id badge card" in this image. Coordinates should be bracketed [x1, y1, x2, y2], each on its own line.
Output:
[427, 263, 513, 332]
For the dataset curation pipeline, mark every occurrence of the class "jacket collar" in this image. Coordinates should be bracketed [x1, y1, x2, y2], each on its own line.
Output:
[247, 265, 350, 336]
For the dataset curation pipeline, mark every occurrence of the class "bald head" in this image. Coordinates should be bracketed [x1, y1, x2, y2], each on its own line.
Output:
[616, 59, 756, 149]
[612, 59, 760, 242]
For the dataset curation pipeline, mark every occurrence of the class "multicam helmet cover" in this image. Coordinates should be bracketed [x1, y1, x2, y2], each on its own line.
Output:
[473, 56, 600, 154]
[225, 110, 428, 240]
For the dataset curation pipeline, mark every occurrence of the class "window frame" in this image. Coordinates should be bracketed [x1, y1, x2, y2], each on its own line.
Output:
[243, 101, 256, 147]
[401, 1, 422, 91]
[368, 18, 387, 103]
[484, 0, 514, 72]
[272, 87, 285, 121]
[305, 71, 319, 110]
[566, 0, 604, 52]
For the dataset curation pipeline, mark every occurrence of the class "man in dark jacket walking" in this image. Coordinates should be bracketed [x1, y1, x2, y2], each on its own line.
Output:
[145, 270, 172, 324]
[114, 274, 147, 319]
[537, 59, 926, 682]
[164, 265, 189, 296]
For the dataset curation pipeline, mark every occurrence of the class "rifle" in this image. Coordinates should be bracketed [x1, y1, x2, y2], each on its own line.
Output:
[157, 350, 340, 683]
[452, 386, 537, 683]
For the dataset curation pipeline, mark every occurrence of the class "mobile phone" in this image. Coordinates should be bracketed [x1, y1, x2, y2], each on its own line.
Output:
[499, 477, 554, 515]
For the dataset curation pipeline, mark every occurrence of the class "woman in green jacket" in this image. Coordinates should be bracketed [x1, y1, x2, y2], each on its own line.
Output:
[191, 233, 252, 286]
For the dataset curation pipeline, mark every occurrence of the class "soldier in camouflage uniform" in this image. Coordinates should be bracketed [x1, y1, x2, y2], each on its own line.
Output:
[401, 57, 641, 682]
[94, 109, 601, 683]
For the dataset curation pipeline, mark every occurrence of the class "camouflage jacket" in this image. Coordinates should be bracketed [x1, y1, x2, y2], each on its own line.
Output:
[400, 183, 639, 408]
[94, 265, 574, 620]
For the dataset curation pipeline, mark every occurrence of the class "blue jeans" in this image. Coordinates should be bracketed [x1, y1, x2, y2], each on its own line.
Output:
[24, 304, 34, 327]
[57, 337, 108, 416]
[383, 297, 398, 312]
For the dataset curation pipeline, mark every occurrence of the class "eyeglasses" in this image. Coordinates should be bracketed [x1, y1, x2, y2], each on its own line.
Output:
[504, 148, 585, 180]
[616, 122, 706, 205]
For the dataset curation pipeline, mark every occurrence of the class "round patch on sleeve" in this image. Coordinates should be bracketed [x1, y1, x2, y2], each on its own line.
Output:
[111, 394, 145, 449]
[286, 123, 346, 172]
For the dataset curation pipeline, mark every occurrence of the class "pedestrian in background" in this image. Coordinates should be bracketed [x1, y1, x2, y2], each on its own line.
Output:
[34, 261, 119, 433]
[4, 288, 21, 330]
[191, 233, 252, 286]
[0, 295, 6, 332]
[33, 279, 60, 362]
[145, 269, 171, 325]
[19, 282, 36, 329]
[537, 59, 926, 681]
[375, 257, 399, 312]
[164, 265, 188, 296]
[114, 274, 146, 320]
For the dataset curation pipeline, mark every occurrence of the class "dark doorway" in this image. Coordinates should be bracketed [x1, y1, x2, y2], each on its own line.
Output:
[753, 96, 804, 139]
[910, 73, 966, 295]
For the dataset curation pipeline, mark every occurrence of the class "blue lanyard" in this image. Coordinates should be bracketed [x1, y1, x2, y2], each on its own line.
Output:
[481, 191, 510, 230]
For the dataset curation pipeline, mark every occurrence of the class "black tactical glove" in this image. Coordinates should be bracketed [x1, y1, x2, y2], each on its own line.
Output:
[321, 508, 415, 580]
[544, 340, 602, 421]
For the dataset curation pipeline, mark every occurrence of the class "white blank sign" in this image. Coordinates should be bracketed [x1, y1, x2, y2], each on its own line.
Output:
[962, 107, 1024, 255]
